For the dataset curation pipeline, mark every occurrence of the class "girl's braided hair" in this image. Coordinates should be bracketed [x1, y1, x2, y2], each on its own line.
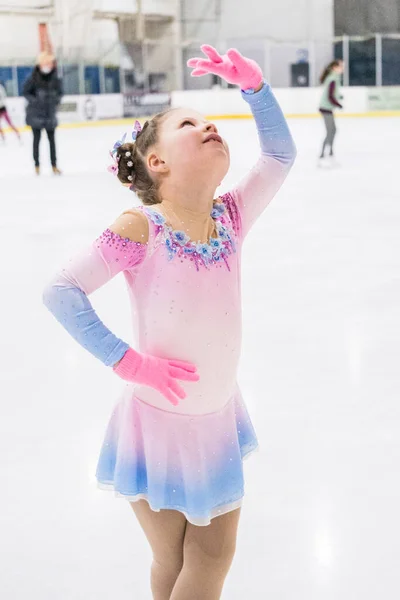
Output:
[115, 110, 171, 205]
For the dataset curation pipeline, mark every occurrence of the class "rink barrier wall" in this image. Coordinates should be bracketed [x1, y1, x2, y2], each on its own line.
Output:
[170, 86, 400, 116]
[3, 94, 124, 128]
[3, 88, 400, 132]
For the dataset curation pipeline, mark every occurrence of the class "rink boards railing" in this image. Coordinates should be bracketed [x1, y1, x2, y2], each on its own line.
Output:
[3, 87, 400, 131]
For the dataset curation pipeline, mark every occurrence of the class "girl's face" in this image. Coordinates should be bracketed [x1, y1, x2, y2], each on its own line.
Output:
[151, 108, 230, 186]
[334, 61, 344, 74]
[39, 59, 54, 74]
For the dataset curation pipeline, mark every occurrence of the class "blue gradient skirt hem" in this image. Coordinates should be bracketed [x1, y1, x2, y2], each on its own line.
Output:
[95, 389, 258, 526]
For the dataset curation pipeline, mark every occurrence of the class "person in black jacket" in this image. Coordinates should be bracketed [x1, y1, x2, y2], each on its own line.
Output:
[23, 52, 63, 175]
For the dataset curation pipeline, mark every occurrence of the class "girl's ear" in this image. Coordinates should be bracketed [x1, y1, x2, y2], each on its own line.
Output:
[147, 151, 169, 175]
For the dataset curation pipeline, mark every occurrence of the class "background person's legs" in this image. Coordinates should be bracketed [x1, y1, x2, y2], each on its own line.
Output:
[32, 128, 41, 170]
[328, 113, 337, 156]
[46, 128, 57, 167]
[130, 500, 187, 600]
[320, 112, 336, 158]
[170, 508, 241, 600]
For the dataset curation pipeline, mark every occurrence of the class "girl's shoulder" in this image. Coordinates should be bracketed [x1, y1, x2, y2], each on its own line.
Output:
[326, 72, 339, 85]
[109, 207, 149, 245]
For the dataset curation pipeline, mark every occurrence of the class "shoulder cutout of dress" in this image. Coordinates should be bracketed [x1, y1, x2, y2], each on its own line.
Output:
[109, 208, 149, 245]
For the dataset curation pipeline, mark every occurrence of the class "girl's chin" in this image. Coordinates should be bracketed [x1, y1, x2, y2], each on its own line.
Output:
[203, 141, 227, 152]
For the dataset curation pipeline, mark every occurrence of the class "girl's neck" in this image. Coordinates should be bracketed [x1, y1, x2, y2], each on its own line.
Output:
[161, 199, 210, 223]
[157, 182, 219, 244]
[159, 179, 217, 218]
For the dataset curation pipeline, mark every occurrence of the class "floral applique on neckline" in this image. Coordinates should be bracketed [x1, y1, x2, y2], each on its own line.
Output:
[143, 202, 236, 271]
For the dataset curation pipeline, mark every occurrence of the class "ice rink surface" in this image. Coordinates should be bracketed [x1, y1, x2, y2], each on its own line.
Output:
[1, 114, 400, 599]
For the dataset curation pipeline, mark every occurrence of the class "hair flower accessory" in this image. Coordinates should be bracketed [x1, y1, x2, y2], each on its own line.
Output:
[131, 120, 142, 141]
[110, 121, 142, 157]
[107, 151, 120, 176]
[111, 132, 127, 156]
[108, 120, 142, 176]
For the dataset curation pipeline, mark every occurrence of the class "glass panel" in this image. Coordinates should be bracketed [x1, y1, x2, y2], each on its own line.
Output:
[334, 41, 343, 61]
[84, 65, 100, 94]
[17, 66, 34, 96]
[0, 67, 13, 95]
[349, 38, 376, 86]
[104, 67, 120, 93]
[62, 65, 80, 94]
[382, 38, 400, 85]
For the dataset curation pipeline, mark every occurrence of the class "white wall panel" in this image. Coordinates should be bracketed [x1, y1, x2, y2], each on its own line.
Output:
[218, 0, 333, 43]
[94, 0, 176, 17]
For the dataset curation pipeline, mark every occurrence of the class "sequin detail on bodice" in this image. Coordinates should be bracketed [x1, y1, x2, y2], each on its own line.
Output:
[97, 228, 147, 267]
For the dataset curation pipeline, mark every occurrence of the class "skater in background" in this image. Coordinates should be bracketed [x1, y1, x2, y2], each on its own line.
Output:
[0, 80, 21, 143]
[318, 59, 344, 167]
[23, 52, 63, 175]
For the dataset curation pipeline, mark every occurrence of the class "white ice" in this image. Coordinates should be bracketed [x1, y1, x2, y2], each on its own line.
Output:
[1, 115, 400, 599]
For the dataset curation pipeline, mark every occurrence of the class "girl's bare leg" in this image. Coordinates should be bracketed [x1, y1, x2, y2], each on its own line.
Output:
[170, 507, 241, 600]
[130, 500, 187, 600]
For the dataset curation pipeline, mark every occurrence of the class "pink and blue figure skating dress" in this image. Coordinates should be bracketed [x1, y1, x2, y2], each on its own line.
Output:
[43, 83, 296, 526]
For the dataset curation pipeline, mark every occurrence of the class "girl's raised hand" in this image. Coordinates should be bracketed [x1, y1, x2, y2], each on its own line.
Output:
[187, 45, 263, 91]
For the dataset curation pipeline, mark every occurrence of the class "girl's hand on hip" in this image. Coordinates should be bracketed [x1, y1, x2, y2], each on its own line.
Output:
[187, 45, 263, 91]
[113, 348, 200, 406]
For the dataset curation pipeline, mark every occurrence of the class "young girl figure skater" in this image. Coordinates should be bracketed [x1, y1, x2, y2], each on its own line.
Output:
[318, 59, 344, 167]
[43, 45, 296, 599]
[0, 80, 21, 143]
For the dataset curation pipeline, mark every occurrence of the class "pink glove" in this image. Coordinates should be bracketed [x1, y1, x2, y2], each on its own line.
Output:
[187, 45, 263, 91]
[113, 348, 199, 406]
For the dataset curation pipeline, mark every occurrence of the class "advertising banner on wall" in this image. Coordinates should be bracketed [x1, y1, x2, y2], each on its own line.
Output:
[5, 98, 26, 127]
[367, 87, 400, 111]
[123, 92, 171, 118]
[57, 94, 124, 123]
